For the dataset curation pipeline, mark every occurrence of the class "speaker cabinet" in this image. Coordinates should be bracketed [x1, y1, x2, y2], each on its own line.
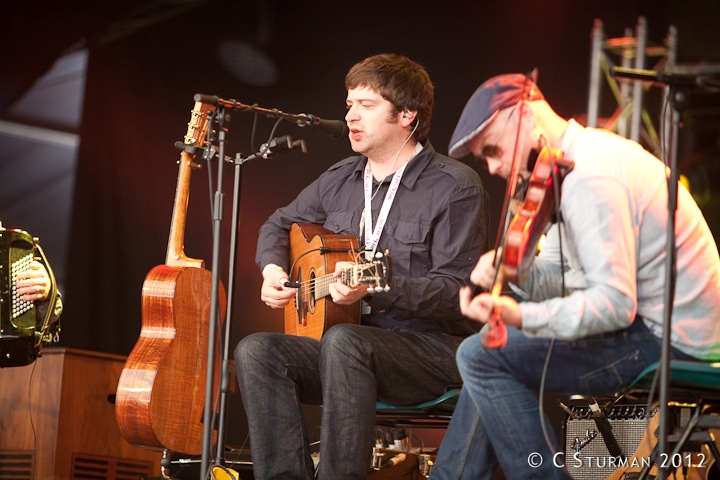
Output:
[0, 347, 161, 479]
[563, 401, 654, 480]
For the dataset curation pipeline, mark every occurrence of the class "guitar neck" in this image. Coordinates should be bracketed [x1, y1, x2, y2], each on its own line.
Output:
[166, 100, 215, 268]
[166, 150, 202, 268]
[312, 268, 352, 300]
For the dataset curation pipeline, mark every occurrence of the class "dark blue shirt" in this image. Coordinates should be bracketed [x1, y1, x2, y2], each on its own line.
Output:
[256, 141, 489, 336]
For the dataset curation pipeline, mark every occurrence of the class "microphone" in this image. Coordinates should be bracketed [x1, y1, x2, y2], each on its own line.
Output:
[249, 135, 307, 161]
[612, 66, 720, 91]
[296, 114, 348, 139]
[589, 397, 624, 460]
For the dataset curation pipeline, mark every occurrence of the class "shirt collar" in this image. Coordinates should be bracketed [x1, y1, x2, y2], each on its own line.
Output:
[560, 119, 583, 159]
[352, 141, 434, 190]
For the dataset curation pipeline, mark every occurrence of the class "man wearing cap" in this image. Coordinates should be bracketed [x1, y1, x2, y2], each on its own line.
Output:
[429, 74, 720, 479]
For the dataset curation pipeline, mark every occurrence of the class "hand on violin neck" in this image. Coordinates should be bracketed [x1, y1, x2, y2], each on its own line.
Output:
[459, 286, 522, 328]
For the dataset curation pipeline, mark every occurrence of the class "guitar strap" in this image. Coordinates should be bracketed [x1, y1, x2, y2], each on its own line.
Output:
[363, 162, 406, 259]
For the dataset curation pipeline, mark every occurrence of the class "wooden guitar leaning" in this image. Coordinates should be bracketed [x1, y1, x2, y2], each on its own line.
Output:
[605, 412, 717, 480]
[284, 223, 391, 340]
[115, 99, 226, 455]
[604, 410, 660, 480]
[604, 409, 714, 480]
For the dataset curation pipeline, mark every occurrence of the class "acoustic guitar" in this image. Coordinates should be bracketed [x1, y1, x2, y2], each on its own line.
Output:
[284, 223, 391, 340]
[604, 410, 660, 480]
[115, 99, 226, 455]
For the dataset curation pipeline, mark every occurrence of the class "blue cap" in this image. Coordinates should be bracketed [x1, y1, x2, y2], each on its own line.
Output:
[448, 73, 543, 159]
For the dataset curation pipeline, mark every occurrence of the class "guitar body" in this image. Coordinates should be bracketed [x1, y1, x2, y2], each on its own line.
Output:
[116, 265, 226, 454]
[604, 412, 660, 480]
[602, 410, 716, 480]
[116, 98, 224, 454]
[284, 223, 360, 340]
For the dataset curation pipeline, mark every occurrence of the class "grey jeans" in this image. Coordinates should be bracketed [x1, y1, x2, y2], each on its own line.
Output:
[233, 323, 465, 480]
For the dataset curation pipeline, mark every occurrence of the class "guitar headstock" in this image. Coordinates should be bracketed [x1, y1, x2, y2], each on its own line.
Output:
[349, 250, 392, 293]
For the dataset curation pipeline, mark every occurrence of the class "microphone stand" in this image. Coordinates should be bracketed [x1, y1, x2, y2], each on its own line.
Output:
[194, 94, 309, 479]
[193, 93, 330, 131]
[611, 67, 691, 480]
[200, 103, 227, 480]
[211, 149, 245, 470]
[211, 136, 305, 474]
[655, 81, 686, 480]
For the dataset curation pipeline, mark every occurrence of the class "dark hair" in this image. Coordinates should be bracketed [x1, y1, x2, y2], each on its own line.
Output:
[345, 53, 434, 142]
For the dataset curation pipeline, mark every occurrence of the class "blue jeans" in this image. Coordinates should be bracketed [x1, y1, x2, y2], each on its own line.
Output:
[233, 324, 465, 480]
[430, 319, 694, 480]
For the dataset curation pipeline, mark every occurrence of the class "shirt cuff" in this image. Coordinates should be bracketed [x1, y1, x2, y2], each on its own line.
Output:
[262, 263, 284, 278]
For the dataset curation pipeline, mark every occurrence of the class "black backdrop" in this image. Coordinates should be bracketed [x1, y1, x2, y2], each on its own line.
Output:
[8, 0, 718, 448]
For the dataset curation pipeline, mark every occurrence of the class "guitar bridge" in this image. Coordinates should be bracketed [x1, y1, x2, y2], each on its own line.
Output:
[293, 267, 304, 326]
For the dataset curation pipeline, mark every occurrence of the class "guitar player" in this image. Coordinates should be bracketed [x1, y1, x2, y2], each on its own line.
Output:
[233, 53, 490, 480]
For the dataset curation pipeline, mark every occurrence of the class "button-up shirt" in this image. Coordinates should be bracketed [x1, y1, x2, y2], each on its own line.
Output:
[256, 141, 489, 336]
[515, 120, 720, 360]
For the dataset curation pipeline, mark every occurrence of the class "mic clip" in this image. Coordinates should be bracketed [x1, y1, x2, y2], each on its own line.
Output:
[251, 135, 308, 161]
[296, 113, 316, 127]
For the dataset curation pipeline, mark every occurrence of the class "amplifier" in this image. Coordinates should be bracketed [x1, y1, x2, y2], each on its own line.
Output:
[562, 401, 657, 480]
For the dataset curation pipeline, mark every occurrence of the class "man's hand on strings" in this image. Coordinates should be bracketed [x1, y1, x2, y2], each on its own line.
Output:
[260, 266, 295, 309]
[16, 261, 51, 302]
[459, 286, 522, 328]
[329, 261, 369, 305]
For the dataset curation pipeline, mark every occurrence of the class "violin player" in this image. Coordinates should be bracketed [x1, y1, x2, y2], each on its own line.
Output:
[429, 74, 720, 479]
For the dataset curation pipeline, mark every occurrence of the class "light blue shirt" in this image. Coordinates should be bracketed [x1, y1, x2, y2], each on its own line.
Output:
[514, 120, 720, 360]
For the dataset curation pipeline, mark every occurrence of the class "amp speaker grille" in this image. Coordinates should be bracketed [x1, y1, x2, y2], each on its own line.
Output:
[563, 403, 654, 480]
[0, 451, 34, 480]
[71, 453, 153, 480]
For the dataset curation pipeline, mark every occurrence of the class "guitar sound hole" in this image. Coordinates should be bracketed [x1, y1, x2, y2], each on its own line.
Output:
[308, 270, 316, 314]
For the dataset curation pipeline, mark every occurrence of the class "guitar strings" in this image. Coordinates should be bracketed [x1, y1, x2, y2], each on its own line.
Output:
[293, 254, 386, 293]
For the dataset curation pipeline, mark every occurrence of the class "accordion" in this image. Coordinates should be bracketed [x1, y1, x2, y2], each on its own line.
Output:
[0, 228, 57, 367]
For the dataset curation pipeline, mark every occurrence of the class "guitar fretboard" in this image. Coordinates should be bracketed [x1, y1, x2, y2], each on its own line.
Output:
[313, 274, 336, 300]
[311, 266, 353, 299]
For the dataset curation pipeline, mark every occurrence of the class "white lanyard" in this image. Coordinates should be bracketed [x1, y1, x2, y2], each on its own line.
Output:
[363, 162, 406, 257]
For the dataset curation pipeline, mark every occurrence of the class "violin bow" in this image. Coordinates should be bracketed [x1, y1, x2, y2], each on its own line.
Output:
[482, 69, 539, 348]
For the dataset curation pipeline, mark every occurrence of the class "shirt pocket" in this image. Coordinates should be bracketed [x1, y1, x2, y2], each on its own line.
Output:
[323, 211, 355, 234]
[383, 220, 431, 276]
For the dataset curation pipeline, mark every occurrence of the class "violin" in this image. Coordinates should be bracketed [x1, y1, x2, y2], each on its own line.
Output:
[482, 146, 573, 348]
